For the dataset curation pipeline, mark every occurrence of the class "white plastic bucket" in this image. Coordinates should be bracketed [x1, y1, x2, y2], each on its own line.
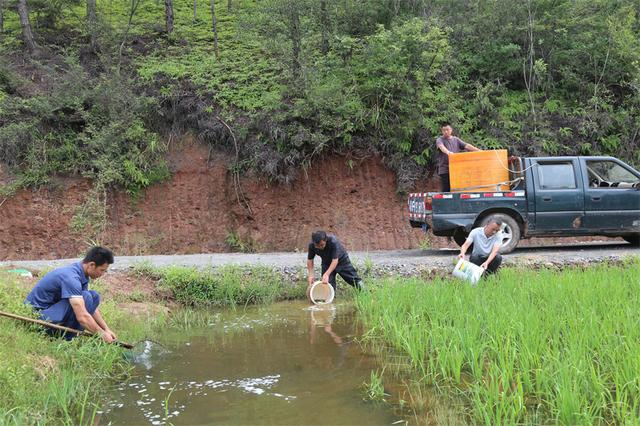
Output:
[309, 281, 335, 305]
[452, 258, 484, 285]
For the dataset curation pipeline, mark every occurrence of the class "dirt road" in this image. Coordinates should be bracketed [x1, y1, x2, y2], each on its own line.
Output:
[2, 241, 638, 275]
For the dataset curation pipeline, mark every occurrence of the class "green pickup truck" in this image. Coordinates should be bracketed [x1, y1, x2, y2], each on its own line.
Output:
[408, 156, 640, 253]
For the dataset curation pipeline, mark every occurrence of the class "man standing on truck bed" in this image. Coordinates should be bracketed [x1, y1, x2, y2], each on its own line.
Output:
[458, 219, 503, 274]
[307, 230, 363, 294]
[436, 124, 481, 192]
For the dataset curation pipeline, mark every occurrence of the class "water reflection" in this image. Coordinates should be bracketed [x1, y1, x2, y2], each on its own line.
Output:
[102, 301, 399, 425]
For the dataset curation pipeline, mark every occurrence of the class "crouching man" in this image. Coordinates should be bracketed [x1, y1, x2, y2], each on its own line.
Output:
[25, 246, 117, 343]
[458, 219, 504, 274]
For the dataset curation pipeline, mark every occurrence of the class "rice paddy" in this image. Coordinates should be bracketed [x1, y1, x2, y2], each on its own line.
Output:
[355, 258, 640, 424]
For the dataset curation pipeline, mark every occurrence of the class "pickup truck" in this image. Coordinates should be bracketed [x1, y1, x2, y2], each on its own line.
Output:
[408, 156, 640, 253]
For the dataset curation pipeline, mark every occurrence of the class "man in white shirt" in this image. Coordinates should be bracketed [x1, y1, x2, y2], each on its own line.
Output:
[458, 219, 504, 274]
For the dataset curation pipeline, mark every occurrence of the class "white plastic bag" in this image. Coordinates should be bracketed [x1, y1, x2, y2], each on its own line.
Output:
[452, 258, 484, 285]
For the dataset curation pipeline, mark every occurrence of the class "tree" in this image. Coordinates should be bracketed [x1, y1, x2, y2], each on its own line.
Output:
[165, 0, 174, 34]
[87, 0, 97, 49]
[319, 0, 329, 54]
[0, 0, 4, 35]
[288, 3, 301, 81]
[210, 0, 219, 58]
[16, 0, 39, 52]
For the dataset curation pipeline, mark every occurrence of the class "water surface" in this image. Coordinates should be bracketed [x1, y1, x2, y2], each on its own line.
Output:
[102, 301, 401, 425]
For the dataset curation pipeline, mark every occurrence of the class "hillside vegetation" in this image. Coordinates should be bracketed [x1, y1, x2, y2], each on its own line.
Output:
[0, 0, 638, 196]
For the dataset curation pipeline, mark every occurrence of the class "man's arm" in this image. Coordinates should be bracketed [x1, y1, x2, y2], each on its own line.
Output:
[322, 259, 339, 284]
[93, 309, 116, 340]
[463, 141, 481, 152]
[307, 259, 315, 286]
[69, 298, 114, 343]
[437, 142, 451, 155]
[481, 243, 501, 269]
[459, 239, 473, 258]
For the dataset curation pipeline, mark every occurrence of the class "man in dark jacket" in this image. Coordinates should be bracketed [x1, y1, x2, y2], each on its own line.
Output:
[306, 230, 363, 293]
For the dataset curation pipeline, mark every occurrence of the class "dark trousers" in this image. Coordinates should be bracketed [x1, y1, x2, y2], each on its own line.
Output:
[439, 173, 451, 192]
[322, 259, 362, 291]
[469, 254, 502, 274]
[38, 290, 101, 339]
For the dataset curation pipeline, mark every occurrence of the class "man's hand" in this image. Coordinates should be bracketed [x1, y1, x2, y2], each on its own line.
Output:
[322, 273, 330, 284]
[104, 328, 117, 341]
[101, 331, 115, 344]
[308, 276, 314, 286]
[458, 252, 465, 259]
[480, 262, 489, 270]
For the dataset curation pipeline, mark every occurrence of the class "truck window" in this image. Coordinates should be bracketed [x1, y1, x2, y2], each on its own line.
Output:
[537, 163, 576, 189]
[586, 160, 640, 188]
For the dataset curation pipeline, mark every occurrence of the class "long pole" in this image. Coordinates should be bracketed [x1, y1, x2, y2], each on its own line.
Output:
[0, 310, 134, 349]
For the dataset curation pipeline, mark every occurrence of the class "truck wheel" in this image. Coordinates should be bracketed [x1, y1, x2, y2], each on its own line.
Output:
[453, 229, 469, 247]
[480, 213, 521, 254]
[623, 235, 640, 246]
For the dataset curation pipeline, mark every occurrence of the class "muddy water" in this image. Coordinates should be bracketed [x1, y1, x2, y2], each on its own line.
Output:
[102, 301, 401, 425]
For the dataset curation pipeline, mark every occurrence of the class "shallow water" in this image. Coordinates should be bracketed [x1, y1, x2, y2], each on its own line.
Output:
[101, 301, 402, 425]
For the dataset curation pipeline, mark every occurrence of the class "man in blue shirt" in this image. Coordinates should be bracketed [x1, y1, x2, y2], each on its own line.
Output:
[306, 230, 363, 293]
[25, 246, 117, 343]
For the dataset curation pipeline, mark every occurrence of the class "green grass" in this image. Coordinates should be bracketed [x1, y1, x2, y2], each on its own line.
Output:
[355, 259, 640, 424]
[158, 264, 306, 307]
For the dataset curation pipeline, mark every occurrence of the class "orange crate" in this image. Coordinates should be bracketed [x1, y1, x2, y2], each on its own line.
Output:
[449, 150, 509, 192]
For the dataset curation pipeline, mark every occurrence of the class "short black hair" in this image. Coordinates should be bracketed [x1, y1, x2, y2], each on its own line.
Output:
[83, 246, 114, 266]
[440, 122, 452, 128]
[487, 218, 503, 227]
[312, 231, 327, 244]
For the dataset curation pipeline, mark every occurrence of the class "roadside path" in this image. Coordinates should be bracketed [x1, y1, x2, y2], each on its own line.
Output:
[1, 242, 637, 273]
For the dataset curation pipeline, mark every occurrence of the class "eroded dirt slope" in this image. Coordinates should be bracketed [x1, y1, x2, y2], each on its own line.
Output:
[0, 140, 434, 259]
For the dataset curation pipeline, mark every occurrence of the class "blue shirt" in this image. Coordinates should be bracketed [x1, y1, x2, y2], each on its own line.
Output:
[25, 262, 89, 309]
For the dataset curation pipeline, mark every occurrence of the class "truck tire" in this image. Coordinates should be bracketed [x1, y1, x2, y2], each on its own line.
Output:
[480, 213, 521, 254]
[453, 229, 469, 247]
[623, 235, 640, 246]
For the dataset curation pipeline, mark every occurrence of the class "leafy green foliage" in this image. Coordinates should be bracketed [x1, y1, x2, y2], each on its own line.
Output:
[158, 265, 298, 307]
[0, 60, 168, 196]
[0, 0, 638, 193]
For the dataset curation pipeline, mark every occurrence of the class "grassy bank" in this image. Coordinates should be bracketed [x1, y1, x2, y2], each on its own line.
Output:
[0, 271, 168, 425]
[132, 263, 307, 307]
[0, 263, 308, 424]
[355, 259, 640, 424]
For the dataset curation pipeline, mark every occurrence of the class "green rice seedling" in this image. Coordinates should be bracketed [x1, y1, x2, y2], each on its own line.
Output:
[163, 385, 177, 419]
[361, 255, 375, 279]
[364, 369, 388, 402]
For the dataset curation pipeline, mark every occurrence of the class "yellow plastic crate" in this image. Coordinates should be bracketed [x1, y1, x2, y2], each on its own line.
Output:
[449, 150, 509, 192]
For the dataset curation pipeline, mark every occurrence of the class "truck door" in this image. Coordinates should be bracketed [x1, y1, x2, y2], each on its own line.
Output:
[532, 159, 585, 232]
[581, 158, 640, 231]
